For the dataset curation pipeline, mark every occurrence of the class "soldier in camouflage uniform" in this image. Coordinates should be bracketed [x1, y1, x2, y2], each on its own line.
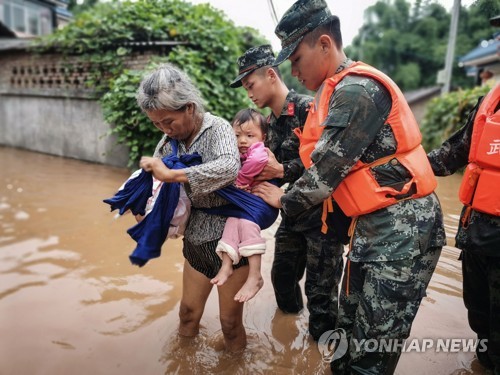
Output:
[253, 1, 446, 373]
[230, 45, 350, 340]
[428, 16, 500, 371]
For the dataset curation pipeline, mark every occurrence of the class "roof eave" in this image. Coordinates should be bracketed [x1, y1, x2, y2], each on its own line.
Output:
[461, 55, 500, 67]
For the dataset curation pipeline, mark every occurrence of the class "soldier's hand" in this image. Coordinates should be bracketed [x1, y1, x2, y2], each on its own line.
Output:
[252, 182, 284, 208]
[255, 148, 284, 181]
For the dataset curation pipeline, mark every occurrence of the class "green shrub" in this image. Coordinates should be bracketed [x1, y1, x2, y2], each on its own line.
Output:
[37, 0, 267, 167]
[421, 85, 492, 152]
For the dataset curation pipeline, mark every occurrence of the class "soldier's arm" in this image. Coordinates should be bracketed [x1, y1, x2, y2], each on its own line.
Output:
[280, 81, 390, 218]
[281, 140, 305, 183]
[281, 95, 310, 183]
[427, 98, 481, 176]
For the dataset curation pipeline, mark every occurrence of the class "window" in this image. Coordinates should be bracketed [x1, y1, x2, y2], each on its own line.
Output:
[13, 5, 24, 33]
[1, 0, 53, 36]
[3, 2, 12, 28]
[40, 8, 50, 35]
[28, 8, 38, 35]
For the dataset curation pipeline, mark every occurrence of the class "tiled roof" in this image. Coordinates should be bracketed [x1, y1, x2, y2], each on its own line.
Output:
[459, 37, 500, 66]
[0, 38, 35, 52]
[403, 86, 442, 104]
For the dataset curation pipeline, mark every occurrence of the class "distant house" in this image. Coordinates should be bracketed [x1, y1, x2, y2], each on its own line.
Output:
[0, 0, 71, 38]
[404, 86, 442, 125]
[458, 32, 500, 86]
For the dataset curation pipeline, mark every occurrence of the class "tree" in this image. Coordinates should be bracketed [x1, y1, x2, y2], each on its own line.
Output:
[345, 0, 499, 91]
[67, 0, 100, 15]
[36, 0, 268, 166]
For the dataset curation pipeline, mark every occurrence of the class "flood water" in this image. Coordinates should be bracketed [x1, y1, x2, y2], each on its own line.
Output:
[0, 145, 491, 375]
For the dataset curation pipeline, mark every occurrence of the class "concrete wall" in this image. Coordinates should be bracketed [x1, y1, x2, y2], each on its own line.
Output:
[0, 94, 129, 167]
[0, 48, 161, 168]
[410, 100, 429, 126]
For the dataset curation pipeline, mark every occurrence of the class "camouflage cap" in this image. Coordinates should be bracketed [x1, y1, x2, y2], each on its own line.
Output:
[274, 0, 333, 66]
[230, 44, 276, 88]
[490, 15, 500, 27]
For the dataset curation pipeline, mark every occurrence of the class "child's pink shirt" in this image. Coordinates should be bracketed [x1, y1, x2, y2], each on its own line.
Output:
[235, 142, 269, 187]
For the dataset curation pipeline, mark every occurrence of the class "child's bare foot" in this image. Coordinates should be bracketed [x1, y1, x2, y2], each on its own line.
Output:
[210, 264, 233, 286]
[234, 275, 264, 302]
[211, 252, 235, 286]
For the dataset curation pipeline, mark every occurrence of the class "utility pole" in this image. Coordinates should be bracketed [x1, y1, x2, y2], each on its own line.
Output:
[442, 0, 460, 94]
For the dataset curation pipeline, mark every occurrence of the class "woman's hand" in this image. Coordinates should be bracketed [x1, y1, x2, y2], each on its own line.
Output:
[140, 156, 172, 181]
[254, 148, 284, 181]
[251, 182, 284, 208]
[140, 156, 188, 183]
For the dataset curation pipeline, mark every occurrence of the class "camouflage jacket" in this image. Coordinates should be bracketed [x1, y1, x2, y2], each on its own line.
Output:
[266, 90, 321, 232]
[427, 96, 500, 256]
[280, 60, 446, 261]
[266, 89, 311, 186]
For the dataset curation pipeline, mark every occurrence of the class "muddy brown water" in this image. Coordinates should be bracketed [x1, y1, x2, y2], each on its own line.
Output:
[0, 146, 490, 375]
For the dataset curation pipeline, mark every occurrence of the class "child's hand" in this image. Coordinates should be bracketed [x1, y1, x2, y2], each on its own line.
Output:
[235, 183, 250, 191]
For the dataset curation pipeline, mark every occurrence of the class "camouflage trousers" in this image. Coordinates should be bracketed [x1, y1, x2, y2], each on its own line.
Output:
[462, 250, 500, 375]
[271, 223, 344, 341]
[331, 246, 442, 374]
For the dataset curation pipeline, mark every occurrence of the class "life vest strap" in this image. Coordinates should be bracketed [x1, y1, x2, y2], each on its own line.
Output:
[342, 215, 360, 297]
[321, 197, 334, 234]
[461, 206, 473, 229]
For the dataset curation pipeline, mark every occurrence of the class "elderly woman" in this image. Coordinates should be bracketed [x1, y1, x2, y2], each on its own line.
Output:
[137, 63, 248, 351]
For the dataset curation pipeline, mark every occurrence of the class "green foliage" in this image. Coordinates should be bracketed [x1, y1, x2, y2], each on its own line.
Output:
[37, 0, 268, 167]
[393, 62, 421, 90]
[66, 0, 99, 16]
[100, 68, 162, 166]
[421, 84, 492, 151]
[346, 0, 499, 91]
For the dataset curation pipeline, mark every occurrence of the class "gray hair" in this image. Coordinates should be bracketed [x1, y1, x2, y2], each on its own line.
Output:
[136, 63, 205, 115]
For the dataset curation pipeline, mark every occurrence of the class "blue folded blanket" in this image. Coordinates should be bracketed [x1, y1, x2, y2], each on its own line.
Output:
[103, 140, 278, 267]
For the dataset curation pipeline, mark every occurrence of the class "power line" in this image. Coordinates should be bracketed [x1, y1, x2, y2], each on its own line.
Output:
[268, 0, 278, 26]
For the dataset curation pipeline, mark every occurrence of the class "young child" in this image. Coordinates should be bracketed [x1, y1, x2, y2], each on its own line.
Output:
[210, 108, 269, 302]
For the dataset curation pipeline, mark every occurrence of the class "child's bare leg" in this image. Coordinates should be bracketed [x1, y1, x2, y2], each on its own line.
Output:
[211, 252, 234, 286]
[234, 254, 263, 302]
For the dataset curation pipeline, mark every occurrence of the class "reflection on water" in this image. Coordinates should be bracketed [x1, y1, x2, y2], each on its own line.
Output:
[0, 146, 488, 374]
[426, 177, 464, 301]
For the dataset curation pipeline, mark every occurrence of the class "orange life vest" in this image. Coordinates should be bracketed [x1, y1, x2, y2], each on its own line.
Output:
[294, 62, 437, 218]
[458, 83, 500, 217]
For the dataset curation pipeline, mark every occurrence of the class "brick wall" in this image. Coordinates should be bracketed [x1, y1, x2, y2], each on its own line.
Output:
[0, 49, 157, 98]
[0, 48, 161, 167]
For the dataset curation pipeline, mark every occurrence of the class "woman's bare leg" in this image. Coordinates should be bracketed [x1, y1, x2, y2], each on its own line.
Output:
[178, 260, 213, 337]
[217, 265, 248, 352]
